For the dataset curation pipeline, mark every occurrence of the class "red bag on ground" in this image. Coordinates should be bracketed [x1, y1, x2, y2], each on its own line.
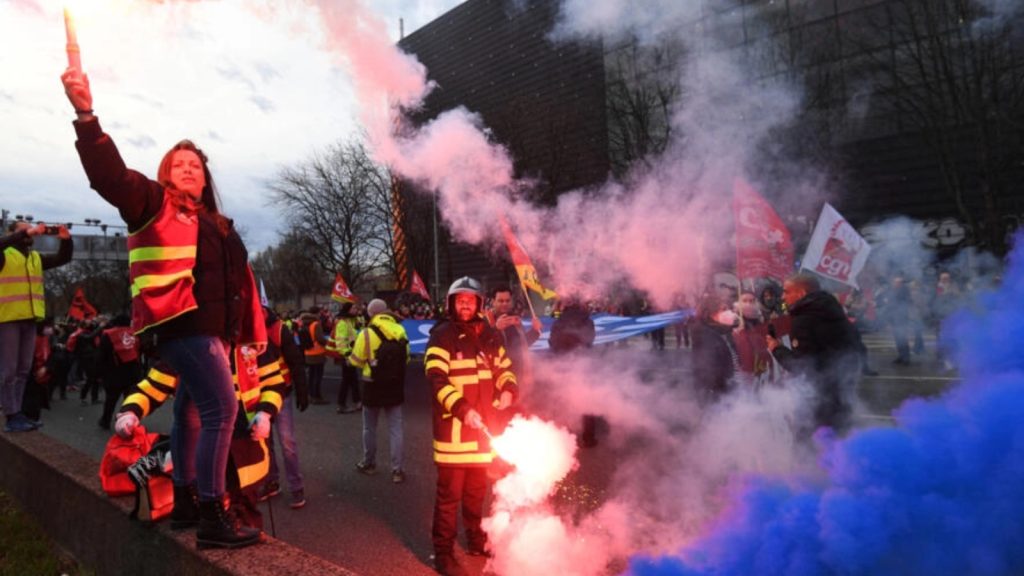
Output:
[128, 435, 175, 522]
[133, 475, 174, 522]
[98, 426, 159, 497]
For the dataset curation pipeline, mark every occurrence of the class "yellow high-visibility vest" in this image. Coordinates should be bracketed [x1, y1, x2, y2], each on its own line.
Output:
[0, 247, 45, 322]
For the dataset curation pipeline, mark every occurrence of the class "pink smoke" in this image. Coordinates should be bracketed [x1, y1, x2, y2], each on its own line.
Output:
[305, 2, 835, 573]
[308, 0, 431, 134]
[305, 0, 807, 309]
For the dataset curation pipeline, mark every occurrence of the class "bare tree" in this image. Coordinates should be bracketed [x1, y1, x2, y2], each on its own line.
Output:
[45, 259, 131, 317]
[267, 139, 396, 289]
[604, 37, 684, 177]
[250, 231, 325, 309]
[866, 0, 1024, 252]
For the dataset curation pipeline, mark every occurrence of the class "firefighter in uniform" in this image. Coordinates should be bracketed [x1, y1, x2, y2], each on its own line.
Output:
[425, 277, 518, 576]
[114, 345, 286, 537]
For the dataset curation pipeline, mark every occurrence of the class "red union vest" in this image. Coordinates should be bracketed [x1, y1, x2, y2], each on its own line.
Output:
[127, 193, 200, 334]
[104, 326, 140, 364]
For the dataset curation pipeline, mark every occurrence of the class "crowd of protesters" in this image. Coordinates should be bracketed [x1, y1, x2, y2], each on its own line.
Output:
[2, 251, 986, 572]
[5, 184, 987, 569]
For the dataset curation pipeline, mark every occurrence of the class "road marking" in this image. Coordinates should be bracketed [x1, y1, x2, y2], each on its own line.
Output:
[864, 376, 959, 382]
[857, 414, 896, 422]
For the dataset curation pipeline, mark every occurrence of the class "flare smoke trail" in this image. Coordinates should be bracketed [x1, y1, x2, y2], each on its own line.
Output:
[306, 0, 811, 308]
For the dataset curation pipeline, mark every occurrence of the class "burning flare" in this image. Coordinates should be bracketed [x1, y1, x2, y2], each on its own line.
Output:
[489, 415, 578, 508]
[483, 415, 606, 575]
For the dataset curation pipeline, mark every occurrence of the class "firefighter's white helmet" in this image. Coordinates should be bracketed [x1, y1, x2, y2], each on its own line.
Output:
[446, 276, 483, 316]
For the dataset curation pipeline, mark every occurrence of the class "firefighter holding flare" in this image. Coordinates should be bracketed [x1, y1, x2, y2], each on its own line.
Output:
[425, 277, 518, 576]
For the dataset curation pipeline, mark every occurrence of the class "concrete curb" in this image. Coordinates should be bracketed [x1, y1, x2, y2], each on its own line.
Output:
[0, 430, 359, 576]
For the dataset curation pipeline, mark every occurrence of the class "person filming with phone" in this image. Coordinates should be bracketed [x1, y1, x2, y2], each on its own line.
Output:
[0, 220, 73, 432]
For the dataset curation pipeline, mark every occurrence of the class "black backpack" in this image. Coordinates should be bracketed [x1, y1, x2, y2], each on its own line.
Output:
[362, 326, 408, 407]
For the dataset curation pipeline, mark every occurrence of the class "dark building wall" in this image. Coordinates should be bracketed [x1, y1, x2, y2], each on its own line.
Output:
[731, 0, 1024, 251]
[396, 0, 1024, 294]
[398, 0, 609, 290]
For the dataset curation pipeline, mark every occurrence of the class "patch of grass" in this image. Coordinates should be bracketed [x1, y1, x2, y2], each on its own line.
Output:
[0, 490, 92, 576]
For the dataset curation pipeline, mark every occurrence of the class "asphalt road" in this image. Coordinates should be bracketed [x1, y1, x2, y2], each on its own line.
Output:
[37, 330, 957, 575]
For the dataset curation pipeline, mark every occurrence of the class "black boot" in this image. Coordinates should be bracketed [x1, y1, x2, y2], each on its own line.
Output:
[434, 552, 468, 576]
[170, 484, 200, 530]
[196, 498, 260, 549]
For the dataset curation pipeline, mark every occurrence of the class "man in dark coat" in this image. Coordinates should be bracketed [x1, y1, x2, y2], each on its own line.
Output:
[691, 294, 740, 403]
[549, 299, 598, 446]
[768, 274, 863, 433]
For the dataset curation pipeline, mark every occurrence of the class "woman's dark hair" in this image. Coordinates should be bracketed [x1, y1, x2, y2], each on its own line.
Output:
[156, 140, 230, 236]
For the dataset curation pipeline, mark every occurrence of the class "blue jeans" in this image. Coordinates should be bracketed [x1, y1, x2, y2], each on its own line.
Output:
[160, 336, 238, 501]
[267, 394, 304, 493]
[0, 320, 35, 417]
[362, 404, 403, 472]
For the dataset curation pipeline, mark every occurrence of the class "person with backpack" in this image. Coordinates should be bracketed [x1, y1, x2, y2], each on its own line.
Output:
[347, 299, 409, 484]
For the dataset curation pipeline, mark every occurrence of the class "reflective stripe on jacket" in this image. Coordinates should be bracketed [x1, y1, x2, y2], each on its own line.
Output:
[232, 344, 287, 421]
[303, 321, 326, 359]
[424, 317, 518, 466]
[0, 247, 45, 322]
[121, 348, 285, 421]
[349, 314, 408, 379]
[326, 317, 357, 358]
[126, 193, 199, 333]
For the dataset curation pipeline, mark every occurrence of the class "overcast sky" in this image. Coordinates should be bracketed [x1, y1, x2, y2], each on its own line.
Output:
[0, 0, 463, 251]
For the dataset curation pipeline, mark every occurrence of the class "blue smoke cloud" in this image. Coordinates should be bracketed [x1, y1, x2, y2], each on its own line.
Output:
[629, 237, 1024, 576]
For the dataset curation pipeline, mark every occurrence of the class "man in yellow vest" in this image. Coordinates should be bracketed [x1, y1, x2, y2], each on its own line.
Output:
[0, 220, 73, 432]
[327, 303, 361, 413]
[348, 299, 409, 482]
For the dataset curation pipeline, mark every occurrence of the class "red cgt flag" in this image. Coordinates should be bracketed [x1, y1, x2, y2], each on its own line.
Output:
[67, 286, 97, 321]
[732, 178, 794, 283]
[410, 270, 431, 303]
[331, 272, 357, 304]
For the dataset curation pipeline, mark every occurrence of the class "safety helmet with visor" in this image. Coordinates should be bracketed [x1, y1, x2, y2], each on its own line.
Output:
[446, 276, 483, 319]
